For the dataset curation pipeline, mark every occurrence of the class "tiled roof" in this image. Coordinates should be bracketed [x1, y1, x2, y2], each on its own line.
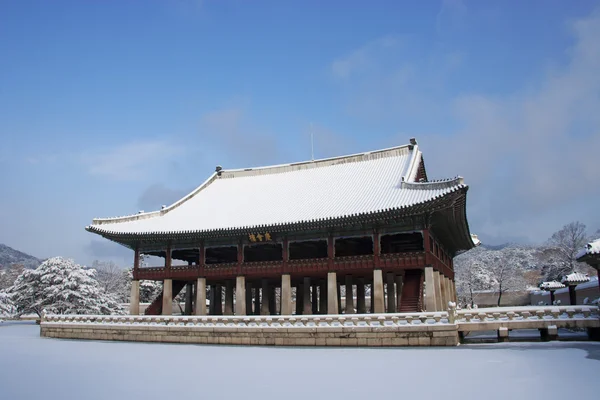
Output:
[87, 143, 468, 236]
[576, 238, 600, 260]
[539, 281, 565, 290]
[561, 272, 590, 285]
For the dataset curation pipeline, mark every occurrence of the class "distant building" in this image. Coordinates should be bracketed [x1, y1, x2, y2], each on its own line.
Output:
[87, 139, 476, 316]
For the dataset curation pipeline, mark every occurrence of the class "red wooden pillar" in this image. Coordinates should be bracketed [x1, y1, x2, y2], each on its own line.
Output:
[237, 240, 243, 275]
[133, 245, 140, 280]
[423, 229, 431, 265]
[282, 236, 289, 273]
[327, 234, 334, 270]
[165, 243, 172, 270]
[373, 229, 380, 268]
[198, 241, 205, 277]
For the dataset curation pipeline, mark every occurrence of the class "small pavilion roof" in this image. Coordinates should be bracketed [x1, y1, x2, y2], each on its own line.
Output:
[561, 272, 590, 285]
[576, 238, 600, 260]
[86, 141, 474, 252]
[539, 281, 565, 290]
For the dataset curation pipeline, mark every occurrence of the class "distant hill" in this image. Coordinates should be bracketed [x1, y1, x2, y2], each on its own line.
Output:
[0, 244, 42, 269]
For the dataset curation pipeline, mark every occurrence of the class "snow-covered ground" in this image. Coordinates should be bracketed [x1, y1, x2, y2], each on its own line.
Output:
[1, 322, 598, 400]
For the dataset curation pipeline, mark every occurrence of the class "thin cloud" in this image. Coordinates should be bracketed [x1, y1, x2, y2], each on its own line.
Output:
[85, 140, 183, 181]
[331, 9, 600, 243]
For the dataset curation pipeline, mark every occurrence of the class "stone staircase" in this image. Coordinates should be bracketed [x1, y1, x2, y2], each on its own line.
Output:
[144, 280, 186, 315]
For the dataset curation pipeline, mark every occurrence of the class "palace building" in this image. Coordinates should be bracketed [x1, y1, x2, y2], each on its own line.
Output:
[87, 138, 476, 316]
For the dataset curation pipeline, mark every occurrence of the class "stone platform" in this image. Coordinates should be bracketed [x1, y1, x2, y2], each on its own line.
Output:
[40, 312, 459, 346]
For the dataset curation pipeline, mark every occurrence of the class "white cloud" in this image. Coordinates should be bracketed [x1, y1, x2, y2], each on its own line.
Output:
[85, 140, 183, 181]
[331, 8, 600, 243]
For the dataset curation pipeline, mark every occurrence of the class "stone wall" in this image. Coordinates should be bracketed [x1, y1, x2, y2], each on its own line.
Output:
[40, 313, 459, 347]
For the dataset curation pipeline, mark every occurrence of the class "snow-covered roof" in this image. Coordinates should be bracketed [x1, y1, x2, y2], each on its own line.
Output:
[539, 281, 565, 290]
[87, 142, 471, 239]
[576, 238, 600, 260]
[561, 272, 590, 285]
[471, 234, 481, 246]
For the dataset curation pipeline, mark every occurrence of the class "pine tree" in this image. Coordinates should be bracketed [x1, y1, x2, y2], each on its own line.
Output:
[7, 257, 125, 317]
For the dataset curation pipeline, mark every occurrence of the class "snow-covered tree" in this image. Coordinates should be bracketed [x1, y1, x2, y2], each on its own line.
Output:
[0, 291, 15, 318]
[545, 221, 590, 279]
[0, 263, 25, 290]
[93, 260, 128, 298]
[7, 257, 125, 317]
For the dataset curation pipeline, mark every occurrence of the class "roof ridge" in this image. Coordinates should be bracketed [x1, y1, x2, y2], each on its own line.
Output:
[219, 144, 414, 179]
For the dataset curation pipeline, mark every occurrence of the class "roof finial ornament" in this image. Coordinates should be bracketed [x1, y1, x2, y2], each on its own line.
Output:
[408, 137, 417, 150]
[215, 165, 223, 177]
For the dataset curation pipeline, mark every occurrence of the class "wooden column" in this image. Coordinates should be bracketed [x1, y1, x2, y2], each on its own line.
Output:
[356, 277, 366, 314]
[198, 242, 205, 277]
[237, 241, 243, 275]
[224, 280, 234, 315]
[386, 272, 396, 313]
[282, 236, 289, 273]
[373, 229, 380, 268]
[319, 279, 327, 314]
[133, 246, 140, 280]
[345, 275, 354, 314]
[327, 234, 334, 270]
[165, 244, 172, 270]
[245, 281, 253, 314]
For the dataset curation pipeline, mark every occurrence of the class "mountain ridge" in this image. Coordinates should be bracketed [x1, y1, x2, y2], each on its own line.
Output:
[0, 244, 42, 269]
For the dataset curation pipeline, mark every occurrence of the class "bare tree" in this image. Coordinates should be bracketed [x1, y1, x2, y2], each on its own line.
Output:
[545, 221, 589, 280]
[92, 260, 128, 300]
[455, 261, 492, 307]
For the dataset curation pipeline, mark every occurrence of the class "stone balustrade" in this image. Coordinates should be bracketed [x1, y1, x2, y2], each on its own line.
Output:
[39, 305, 600, 346]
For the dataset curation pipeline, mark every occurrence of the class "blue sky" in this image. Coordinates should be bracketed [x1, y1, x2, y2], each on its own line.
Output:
[1, 0, 599, 266]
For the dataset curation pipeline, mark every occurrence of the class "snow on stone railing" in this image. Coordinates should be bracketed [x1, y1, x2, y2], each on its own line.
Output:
[455, 305, 599, 323]
[41, 312, 452, 328]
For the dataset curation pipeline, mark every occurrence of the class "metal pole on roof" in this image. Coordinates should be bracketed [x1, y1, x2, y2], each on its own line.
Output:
[310, 122, 315, 161]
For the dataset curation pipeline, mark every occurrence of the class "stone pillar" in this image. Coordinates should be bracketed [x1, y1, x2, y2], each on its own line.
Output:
[269, 285, 276, 315]
[327, 272, 339, 314]
[386, 272, 396, 313]
[281, 274, 292, 315]
[356, 277, 366, 314]
[370, 283, 374, 313]
[162, 279, 172, 315]
[319, 280, 327, 314]
[261, 279, 270, 315]
[345, 275, 354, 314]
[214, 285, 223, 315]
[337, 282, 342, 313]
[434, 271, 443, 311]
[424, 267, 437, 312]
[224, 280, 234, 315]
[129, 280, 139, 315]
[395, 275, 404, 312]
[235, 276, 246, 315]
[208, 285, 215, 315]
[373, 269, 385, 313]
[303, 277, 312, 315]
[245, 281, 253, 315]
[312, 285, 319, 314]
[195, 278, 207, 315]
[184, 282, 193, 315]
[254, 286, 261, 315]
[296, 283, 303, 315]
